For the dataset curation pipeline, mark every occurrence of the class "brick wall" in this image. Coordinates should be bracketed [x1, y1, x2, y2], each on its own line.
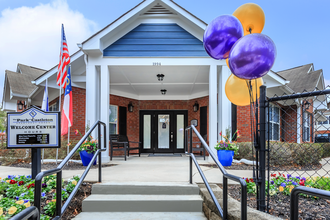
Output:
[49, 87, 86, 142]
[49, 87, 210, 155]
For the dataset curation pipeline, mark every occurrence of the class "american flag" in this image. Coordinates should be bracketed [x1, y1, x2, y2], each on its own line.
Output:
[57, 24, 70, 88]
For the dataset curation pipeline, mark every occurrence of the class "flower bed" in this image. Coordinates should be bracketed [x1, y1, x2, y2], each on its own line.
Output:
[243, 173, 330, 196]
[0, 174, 80, 219]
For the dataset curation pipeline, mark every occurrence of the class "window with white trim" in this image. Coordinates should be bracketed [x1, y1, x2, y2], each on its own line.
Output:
[109, 105, 118, 134]
[49, 101, 59, 111]
[267, 104, 280, 141]
[303, 111, 311, 142]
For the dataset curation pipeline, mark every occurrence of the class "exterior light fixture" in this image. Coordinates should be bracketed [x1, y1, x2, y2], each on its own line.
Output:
[161, 89, 167, 95]
[157, 74, 165, 81]
[193, 102, 199, 112]
[17, 101, 25, 110]
[303, 101, 311, 110]
[128, 102, 134, 112]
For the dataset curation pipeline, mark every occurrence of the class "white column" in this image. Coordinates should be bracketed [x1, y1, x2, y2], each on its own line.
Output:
[218, 65, 232, 139]
[85, 64, 97, 129]
[100, 65, 110, 162]
[209, 65, 218, 159]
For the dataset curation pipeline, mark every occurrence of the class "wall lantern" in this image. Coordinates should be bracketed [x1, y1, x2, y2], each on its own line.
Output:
[17, 101, 25, 110]
[128, 102, 134, 112]
[161, 89, 167, 95]
[193, 102, 199, 112]
[157, 74, 165, 81]
[303, 101, 311, 110]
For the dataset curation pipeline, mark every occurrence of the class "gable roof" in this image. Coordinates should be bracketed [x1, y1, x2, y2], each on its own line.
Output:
[17, 63, 46, 79]
[5, 64, 46, 97]
[276, 64, 323, 93]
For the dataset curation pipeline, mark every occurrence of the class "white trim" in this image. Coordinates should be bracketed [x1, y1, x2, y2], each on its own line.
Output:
[109, 104, 119, 134]
[34, 50, 84, 85]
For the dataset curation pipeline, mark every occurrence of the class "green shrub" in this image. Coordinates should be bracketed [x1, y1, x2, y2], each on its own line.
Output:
[321, 143, 330, 158]
[235, 142, 254, 160]
[290, 143, 323, 165]
[236, 141, 324, 166]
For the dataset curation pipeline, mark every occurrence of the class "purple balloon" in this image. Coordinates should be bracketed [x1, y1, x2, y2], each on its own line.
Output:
[229, 34, 277, 80]
[203, 15, 243, 60]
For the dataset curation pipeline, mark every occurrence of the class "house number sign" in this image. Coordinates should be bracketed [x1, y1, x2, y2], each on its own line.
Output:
[7, 106, 61, 148]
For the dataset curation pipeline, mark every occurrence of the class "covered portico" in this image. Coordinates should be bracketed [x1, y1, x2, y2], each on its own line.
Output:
[33, 0, 233, 162]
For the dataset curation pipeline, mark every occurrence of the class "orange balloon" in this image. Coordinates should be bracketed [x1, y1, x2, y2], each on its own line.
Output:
[226, 58, 230, 69]
[233, 3, 265, 36]
[225, 74, 263, 106]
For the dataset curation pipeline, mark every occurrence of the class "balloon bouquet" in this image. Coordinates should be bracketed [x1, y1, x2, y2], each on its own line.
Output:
[203, 3, 276, 106]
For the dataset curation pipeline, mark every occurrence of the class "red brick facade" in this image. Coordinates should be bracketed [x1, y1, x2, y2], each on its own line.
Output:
[48, 87, 209, 151]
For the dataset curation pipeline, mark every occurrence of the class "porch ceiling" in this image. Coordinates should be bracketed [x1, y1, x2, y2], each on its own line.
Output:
[109, 65, 209, 100]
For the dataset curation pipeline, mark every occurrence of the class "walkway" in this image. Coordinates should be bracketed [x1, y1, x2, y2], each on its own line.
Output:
[0, 155, 252, 184]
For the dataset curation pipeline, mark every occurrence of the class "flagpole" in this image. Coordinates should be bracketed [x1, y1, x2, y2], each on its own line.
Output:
[67, 65, 71, 165]
[56, 72, 62, 165]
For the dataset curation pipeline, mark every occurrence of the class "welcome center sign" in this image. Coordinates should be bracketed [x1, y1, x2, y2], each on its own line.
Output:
[7, 106, 60, 148]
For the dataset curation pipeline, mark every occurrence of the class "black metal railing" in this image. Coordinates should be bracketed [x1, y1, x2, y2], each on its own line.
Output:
[11, 206, 39, 220]
[185, 125, 247, 220]
[26, 120, 107, 220]
[290, 186, 330, 220]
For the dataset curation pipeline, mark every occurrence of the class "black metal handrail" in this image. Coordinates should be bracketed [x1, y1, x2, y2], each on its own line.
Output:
[185, 125, 247, 220]
[33, 120, 107, 219]
[290, 186, 330, 220]
[11, 206, 39, 220]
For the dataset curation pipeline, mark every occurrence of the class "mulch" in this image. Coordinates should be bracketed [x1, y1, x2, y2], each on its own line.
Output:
[200, 163, 322, 171]
[0, 162, 116, 170]
[218, 184, 330, 219]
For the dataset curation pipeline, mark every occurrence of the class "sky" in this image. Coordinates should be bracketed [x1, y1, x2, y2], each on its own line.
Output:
[0, 0, 330, 102]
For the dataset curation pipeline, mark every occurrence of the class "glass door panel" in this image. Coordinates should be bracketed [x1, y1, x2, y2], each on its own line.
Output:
[176, 115, 184, 149]
[158, 114, 170, 149]
[143, 115, 151, 149]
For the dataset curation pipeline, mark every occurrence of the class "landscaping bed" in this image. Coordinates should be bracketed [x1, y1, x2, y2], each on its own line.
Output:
[217, 173, 330, 219]
[0, 162, 116, 170]
[0, 174, 93, 219]
[200, 163, 322, 171]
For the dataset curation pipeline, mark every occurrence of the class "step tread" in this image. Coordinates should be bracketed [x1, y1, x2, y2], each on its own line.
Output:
[74, 212, 207, 220]
[94, 182, 198, 187]
[84, 194, 203, 201]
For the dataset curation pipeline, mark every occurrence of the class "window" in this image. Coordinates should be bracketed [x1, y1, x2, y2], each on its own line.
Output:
[109, 105, 118, 134]
[267, 104, 280, 141]
[303, 111, 311, 142]
[49, 101, 59, 111]
[318, 116, 329, 125]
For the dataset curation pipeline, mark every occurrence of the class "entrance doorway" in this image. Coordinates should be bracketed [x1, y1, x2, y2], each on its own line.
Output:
[140, 110, 188, 153]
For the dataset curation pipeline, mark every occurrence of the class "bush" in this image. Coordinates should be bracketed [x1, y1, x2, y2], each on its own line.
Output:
[235, 142, 254, 160]
[289, 143, 323, 165]
[236, 141, 323, 166]
[321, 143, 330, 158]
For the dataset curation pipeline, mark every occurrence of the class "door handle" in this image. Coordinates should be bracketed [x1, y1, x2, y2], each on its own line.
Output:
[171, 134, 173, 142]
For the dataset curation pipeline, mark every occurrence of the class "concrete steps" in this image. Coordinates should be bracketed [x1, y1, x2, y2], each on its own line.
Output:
[74, 182, 206, 220]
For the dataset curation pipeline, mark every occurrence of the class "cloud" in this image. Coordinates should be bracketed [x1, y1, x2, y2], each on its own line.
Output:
[0, 0, 98, 101]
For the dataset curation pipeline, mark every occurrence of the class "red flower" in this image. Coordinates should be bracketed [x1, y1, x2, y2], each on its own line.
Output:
[250, 178, 254, 183]
[283, 174, 285, 177]
[246, 179, 249, 183]
[276, 177, 279, 180]
[27, 183, 35, 189]
[9, 180, 17, 184]
[18, 181, 24, 186]
[299, 181, 305, 186]
[271, 174, 276, 177]
[219, 132, 222, 136]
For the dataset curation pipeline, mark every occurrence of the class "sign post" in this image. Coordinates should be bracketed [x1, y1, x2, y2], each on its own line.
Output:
[7, 106, 61, 179]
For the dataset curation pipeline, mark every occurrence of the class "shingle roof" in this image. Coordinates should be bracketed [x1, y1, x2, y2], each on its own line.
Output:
[276, 64, 322, 93]
[17, 63, 46, 80]
[6, 65, 46, 97]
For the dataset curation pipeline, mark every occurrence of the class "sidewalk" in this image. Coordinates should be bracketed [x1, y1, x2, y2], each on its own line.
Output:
[2, 155, 328, 184]
[0, 155, 252, 184]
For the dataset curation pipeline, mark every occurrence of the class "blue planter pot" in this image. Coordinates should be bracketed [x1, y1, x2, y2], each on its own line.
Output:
[79, 150, 96, 166]
[217, 150, 234, 166]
